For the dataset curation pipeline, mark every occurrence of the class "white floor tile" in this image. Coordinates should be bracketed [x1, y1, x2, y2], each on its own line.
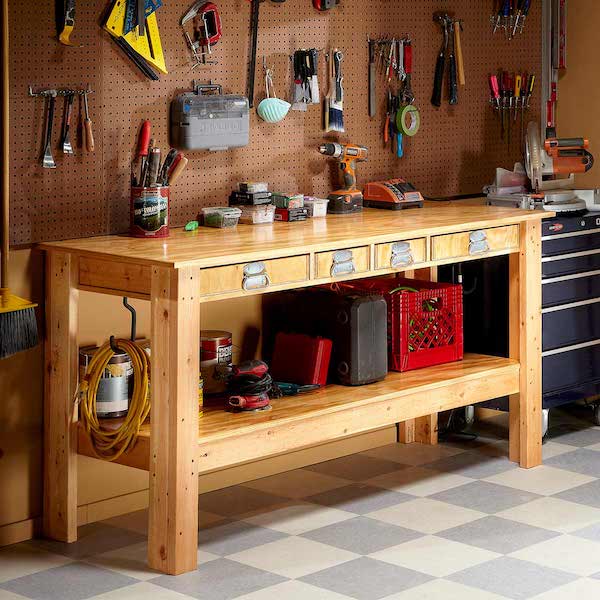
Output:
[85, 542, 218, 581]
[367, 498, 485, 534]
[484, 465, 595, 496]
[242, 469, 349, 499]
[242, 502, 354, 535]
[0, 590, 30, 600]
[370, 535, 499, 577]
[498, 497, 600, 533]
[228, 536, 358, 579]
[381, 578, 510, 599]
[235, 579, 354, 599]
[361, 443, 465, 466]
[586, 442, 600, 452]
[0, 544, 72, 583]
[529, 578, 600, 600]
[510, 535, 600, 576]
[88, 581, 195, 599]
[367, 466, 474, 497]
[543, 442, 579, 461]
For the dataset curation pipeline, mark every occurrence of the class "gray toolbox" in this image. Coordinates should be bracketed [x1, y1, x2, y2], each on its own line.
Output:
[170, 83, 249, 151]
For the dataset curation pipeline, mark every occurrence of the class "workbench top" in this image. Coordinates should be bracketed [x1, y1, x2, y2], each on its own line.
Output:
[40, 205, 547, 269]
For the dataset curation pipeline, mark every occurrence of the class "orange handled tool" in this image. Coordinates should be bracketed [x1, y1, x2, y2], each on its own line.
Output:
[83, 88, 94, 152]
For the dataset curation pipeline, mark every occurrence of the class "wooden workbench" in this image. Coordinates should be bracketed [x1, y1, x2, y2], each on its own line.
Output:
[40, 206, 547, 575]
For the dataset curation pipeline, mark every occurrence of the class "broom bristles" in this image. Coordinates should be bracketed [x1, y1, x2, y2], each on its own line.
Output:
[0, 302, 38, 359]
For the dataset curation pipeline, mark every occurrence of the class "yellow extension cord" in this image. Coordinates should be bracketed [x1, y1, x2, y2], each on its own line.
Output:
[79, 339, 151, 462]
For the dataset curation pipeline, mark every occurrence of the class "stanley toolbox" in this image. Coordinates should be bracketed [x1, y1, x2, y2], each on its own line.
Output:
[170, 83, 249, 151]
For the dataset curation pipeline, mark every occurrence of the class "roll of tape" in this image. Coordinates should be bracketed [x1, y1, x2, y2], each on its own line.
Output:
[396, 105, 421, 137]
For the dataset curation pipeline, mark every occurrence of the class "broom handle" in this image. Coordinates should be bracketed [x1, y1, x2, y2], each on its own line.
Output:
[1, 0, 9, 291]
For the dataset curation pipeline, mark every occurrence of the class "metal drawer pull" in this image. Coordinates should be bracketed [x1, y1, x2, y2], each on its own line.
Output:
[469, 230, 489, 255]
[242, 261, 270, 291]
[331, 250, 356, 277]
[542, 248, 600, 263]
[542, 338, 600, 358]
[390, 242, 414, 268]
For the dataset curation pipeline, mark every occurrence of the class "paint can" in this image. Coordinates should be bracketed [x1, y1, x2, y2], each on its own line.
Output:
[130, 186, 170, 238]
[200, 330, 233, 394]
[79, 345, 133, 418]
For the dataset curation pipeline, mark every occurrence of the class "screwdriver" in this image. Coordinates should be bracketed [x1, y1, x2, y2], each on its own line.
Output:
[83, 88, 94, 152]
[513, 0, 532, 37]
[488, 74, 501, 139]
[514, 74, 522, 123]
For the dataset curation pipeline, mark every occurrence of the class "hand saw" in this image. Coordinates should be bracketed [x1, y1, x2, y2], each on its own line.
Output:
[104, 0, 167, 76]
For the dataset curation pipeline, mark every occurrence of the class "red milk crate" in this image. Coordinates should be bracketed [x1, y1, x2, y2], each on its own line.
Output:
[338, 277, 463, 372]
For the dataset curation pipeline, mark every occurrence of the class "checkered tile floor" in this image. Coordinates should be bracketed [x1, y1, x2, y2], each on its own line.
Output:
[3, 407, 600, 600]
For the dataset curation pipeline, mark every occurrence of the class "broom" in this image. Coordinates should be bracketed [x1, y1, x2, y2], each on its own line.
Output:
[0, 0, 38, 359]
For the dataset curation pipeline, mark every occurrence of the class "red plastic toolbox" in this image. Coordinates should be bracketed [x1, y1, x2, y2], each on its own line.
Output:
[270, 332, 332, 386]
[338, 278, 463, 372]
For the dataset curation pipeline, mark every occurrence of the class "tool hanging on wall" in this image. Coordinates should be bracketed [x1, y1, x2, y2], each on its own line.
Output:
[454, 19, 465, 86]
[431, 13, 461, 107]
[103, 0, 167, 81]
[313, 0, 339, 11]
[257, 57, 291, 123]
[291, 49, 320, 111]
[323, 49, 344, 132]
[1, 0, 38, 359]
[491, 0, 532, 39]
[56, 0, 81, 46]
[29, 86, 94, 167]
[181, 1, 222, 69]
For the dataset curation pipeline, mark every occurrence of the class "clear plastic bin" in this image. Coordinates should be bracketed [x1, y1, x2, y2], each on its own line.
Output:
[304, 197, 329, 217]
[239, 204, 276, 224]
[201, 207, 242, 228]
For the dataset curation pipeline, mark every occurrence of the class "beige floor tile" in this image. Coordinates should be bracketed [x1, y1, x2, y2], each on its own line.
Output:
[484, 465, 595, 496]
[543, 442, 579, 461]
[241, 502, 354, 535]
[382, 578, 509, 599]
[367, 466, 474, 497]
[0, 544, 72, 584]
[510, 534, 600, 576]
[370, 535, 499, 577]
[361, 443, 464, 466]
[243, 469, 349, 499]
[368, 498, 485, 534]
[529, 578, 600, 600]
[498, 497, 600, 533]
[88, 581, 195, 599]
[0, 590, 30, 600]
[85, 542, 218, 580]
[236, 579, 353, 599]
[229, 536, 358, 579]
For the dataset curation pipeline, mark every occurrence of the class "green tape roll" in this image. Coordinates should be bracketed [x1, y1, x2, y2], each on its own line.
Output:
[396, 105, 421, 137]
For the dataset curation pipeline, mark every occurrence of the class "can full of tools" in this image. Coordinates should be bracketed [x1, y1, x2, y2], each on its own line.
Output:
[200, 331, 233, 395]
[130, 186, 170, 238]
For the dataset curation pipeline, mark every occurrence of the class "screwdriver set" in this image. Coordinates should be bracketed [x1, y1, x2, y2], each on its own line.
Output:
[488, 71, 536, 147]
[28, 86, 94, 169]
[491, 0, 532, 39]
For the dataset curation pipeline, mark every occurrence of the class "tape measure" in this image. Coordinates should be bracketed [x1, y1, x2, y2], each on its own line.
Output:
[396, 105, 421, 137]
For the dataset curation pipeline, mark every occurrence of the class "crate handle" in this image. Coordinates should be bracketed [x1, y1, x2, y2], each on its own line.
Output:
[242, 261, 270, 290]
[422, 296, 442, 311]
[331, 250, 356, 277]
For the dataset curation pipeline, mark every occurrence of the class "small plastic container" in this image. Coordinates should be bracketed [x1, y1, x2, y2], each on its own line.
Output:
[304, 197, 329, 217]
[201, 207, 242, 228]
[239, 204, 275, 224]
[273, 193, 304, 209]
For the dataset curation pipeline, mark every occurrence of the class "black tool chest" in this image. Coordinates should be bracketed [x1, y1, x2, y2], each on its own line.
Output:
[441, 211, 600, 432]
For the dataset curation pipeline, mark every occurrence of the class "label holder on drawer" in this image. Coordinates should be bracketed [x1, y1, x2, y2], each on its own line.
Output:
[242, 261, 270, 291]
[330, 250, 356, 277]
[390, 241, 414, 268]
[469, 230, 490, 256]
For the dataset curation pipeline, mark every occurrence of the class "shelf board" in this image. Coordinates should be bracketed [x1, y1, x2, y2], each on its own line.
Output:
[78, 354, 520, 472]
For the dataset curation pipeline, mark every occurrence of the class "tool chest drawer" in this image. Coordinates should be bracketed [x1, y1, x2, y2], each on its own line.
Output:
[315, 246, 370, 279]
[542, 230, 600, 258]
[375, 238, 427, 270]
[543, 272, 600, 308]
[431, 225, 519, 261]
[542, 299, 600, 352]
[199, 255, 309, 296]
[542, 250, 600, 279]
[543, 342, 600, 396]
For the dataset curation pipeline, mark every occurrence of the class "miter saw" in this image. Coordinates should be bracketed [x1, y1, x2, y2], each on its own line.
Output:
[488, 122, 595, 214]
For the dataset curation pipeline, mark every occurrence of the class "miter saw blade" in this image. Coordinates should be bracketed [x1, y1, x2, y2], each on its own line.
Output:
[525, 121, 545, 192]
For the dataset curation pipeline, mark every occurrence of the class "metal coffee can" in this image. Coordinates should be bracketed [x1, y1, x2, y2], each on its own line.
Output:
[130, 185, 170, 238]
[200, 330, 233, 394]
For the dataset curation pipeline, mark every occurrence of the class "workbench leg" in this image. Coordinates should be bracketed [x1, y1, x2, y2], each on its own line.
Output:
[44, 251, 79, 542]
[509, 221, 542, 468]
[148, 267, 201, 575]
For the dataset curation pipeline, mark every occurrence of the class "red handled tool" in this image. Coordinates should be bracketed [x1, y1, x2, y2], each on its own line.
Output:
[132, 120, 151, 186]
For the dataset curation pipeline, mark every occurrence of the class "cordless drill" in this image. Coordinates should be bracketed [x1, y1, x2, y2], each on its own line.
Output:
[319, 143, 369, 214]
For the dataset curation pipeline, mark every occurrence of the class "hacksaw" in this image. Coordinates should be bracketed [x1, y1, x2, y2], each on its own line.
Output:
[104, 0, 167, 75]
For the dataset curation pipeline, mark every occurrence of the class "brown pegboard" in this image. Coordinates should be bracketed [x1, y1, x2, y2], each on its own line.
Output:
[8, 0, 541, 246]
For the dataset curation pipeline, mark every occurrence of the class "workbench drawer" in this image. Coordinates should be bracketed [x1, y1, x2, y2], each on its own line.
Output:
[375, 238, 427, 270]
[199, 255, 309, 296]
[431, 226, 519, 261]
[315, 246, 370, 279]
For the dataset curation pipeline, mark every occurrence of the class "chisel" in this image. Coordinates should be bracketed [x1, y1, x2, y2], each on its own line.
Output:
[368, 39, 376, 118]
[61, 92, 75, 155]
[168, 155, 188, 185]
[42, 91, 57, 169]
[146, 143, 161, 187]
[83, 88, 94, 152]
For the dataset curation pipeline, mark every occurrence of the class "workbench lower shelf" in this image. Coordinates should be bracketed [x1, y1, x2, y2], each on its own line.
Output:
[78, 353, 519, 473]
